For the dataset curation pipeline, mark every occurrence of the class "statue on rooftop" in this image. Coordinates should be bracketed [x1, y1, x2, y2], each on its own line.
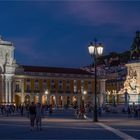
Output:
[130, 31, 140, 61]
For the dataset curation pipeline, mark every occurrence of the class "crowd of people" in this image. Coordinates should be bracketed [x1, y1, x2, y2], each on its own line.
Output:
[0, 104, 24, 116]
[0, 103, 53, 131]
[127, 105, 140, 118]
[1, 102, 140, 132]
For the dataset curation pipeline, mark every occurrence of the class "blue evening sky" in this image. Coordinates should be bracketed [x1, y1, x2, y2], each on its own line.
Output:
[0, 1, 139, 68]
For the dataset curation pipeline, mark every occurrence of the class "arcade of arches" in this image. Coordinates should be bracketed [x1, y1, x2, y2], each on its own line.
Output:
[13, 93, 102, 108]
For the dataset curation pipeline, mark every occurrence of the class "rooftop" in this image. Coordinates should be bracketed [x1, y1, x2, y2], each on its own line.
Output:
[22, 65, 91, 75]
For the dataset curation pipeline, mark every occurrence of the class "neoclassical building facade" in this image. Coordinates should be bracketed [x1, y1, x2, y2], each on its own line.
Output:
[0, 37, 106, 107]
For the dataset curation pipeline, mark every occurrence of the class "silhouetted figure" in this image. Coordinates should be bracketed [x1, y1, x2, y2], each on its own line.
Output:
[127, 106, 131, 118]
[36, 103, 42, 131]
[49, 104, 53, 115]
[29, 102, 36, 131]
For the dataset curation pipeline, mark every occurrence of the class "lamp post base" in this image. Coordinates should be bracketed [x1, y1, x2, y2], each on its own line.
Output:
[93, 104, 98, 122]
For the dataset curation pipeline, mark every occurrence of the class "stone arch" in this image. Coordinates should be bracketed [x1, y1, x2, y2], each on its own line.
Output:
[15, 94, 21, 106]
[50, 95, 56, 108]
[34, 95, 39, 104]
[72, 96, 77, 106]
[24, 95, 30, 105]
[42, 95, 47, 105]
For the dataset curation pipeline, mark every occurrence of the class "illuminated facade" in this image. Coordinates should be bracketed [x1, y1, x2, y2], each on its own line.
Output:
[0, 37, 106, 107]
[105, 31, 140, 105]
[14, 66, 96, 107]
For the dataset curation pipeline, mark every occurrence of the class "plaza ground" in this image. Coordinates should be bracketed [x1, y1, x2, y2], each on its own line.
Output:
[0, 109, 140, 140]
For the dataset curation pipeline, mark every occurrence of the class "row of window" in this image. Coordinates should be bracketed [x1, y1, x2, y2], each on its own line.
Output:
[15, 79, 93, 94]
[25, 79, 92, 84]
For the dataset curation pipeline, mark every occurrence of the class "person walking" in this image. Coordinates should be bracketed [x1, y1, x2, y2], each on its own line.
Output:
[36, 103, 43, 131]
[127, 106, 131, 118]
[29, 102, 36, 131]
[49, 104, 53, 115]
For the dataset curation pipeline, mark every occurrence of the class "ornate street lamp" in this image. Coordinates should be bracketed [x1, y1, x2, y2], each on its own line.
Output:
[88, 38, 104, 122]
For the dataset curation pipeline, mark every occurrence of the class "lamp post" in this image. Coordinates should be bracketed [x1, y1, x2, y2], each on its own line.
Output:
[88, 38, 104, 122]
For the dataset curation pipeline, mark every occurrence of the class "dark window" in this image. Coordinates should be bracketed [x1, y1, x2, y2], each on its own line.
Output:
[15, 84, 21, 92]
[51, 80, 54, 83]
[67, 80, 70, 84]
[59, 85, 62, 89]
[27, 79, 30, 82]
[66, 86, 70, 91]
[88, 81, 91, 84]
[27, 85, 31, 92]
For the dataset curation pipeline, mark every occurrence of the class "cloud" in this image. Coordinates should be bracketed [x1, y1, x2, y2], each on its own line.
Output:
[9, 36, 47, 64]
[51, 1, 140, 33]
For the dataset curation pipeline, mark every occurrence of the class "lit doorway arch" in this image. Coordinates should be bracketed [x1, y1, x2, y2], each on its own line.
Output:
[50, 95, 56, 108]
[24, 95, 30, 105]
[15, 95, 21, 106]
[72, 96, 77, 107]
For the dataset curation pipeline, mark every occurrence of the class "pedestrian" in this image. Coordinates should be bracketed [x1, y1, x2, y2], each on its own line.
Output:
[98, 107, 102, 116]
[36, 103, 43, 131]
[80, 105, 85, 119]
[5, 105, 10, 117]
[49, 104, 53, 115]
[29, 102, 36, 131]
[75, 107, 79, 119]
[20, 105, 24, 116]
[127, 106, 131, 118]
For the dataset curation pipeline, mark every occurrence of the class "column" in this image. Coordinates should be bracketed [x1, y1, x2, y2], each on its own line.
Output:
[21, 80, 24, 104]
[78, 95, 81, 107]
[5, 79, 8, 104]
[61, 96, 64, 108]
[39, 93, 42, 103]
[56, 96, 59, 108]
[1, 74, 4, 103]
[47, 95, 50, 105]
[8, 80, 12, 103]
[99, 79, 106, 107]
[12, 80, 15, 103]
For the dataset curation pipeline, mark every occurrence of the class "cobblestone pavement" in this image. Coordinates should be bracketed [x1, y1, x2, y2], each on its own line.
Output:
[0, 109, 139, 140]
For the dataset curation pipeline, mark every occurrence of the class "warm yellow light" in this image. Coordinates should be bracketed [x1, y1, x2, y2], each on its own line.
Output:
[53, 96, 55, 100]
[83, 90, 87, 95]
[45, 90, 48, 95]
